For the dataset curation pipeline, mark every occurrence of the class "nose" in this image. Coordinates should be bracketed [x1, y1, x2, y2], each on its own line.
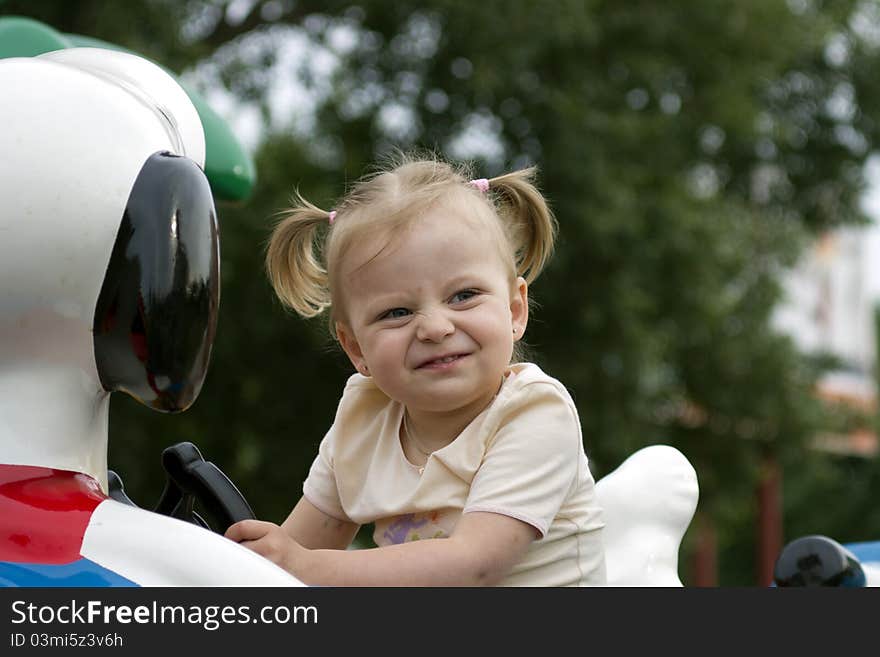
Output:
[415, 309, 455, 343]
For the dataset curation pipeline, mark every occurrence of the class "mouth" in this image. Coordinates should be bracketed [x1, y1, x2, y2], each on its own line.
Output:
[416, 353, 469, 369]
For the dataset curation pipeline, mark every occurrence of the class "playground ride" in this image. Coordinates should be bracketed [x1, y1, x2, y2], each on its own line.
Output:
[0, 46, 300, 586]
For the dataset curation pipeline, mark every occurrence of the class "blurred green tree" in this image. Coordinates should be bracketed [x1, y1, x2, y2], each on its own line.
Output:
[6, 0, 880, 584]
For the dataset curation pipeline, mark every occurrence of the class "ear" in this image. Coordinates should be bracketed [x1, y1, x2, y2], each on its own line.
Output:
[336, 322, 369, 375]
[510, 276, 529, 341]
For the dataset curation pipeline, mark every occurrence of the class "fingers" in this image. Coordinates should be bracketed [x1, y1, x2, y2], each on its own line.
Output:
[224, 519, 276, 543]
[225, 520, 298, 571]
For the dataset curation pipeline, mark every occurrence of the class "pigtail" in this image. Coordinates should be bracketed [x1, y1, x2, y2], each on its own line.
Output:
[265, 192, 332, 318]
[488, 168, 558, 283]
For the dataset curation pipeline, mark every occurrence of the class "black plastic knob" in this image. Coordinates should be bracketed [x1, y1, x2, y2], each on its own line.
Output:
[773, 535, 866, 587]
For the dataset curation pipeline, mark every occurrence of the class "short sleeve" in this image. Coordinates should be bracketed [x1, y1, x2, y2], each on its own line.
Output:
[463, 382, 581, 538]
[302, 425, 354, 524]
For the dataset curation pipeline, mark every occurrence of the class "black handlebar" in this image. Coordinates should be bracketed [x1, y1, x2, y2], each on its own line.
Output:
[108, 441, 255, 534]
[153, 441, 256, 532]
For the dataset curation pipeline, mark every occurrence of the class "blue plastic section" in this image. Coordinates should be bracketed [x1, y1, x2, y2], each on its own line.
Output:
[844, 541, 880, 565]
[0, 558, 138, 587]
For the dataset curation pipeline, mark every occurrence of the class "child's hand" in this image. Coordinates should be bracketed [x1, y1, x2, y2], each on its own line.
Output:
[225, 519, 305, 575]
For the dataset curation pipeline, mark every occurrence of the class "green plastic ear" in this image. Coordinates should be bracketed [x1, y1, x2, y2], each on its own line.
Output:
[0, 16, 256, 202]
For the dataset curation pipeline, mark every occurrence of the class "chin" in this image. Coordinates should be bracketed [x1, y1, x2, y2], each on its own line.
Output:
[406, 384, 498, 414]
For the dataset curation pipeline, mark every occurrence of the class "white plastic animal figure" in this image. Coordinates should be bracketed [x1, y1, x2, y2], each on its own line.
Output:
[0, 47, 302, 587]
[595, 445, 700, 586]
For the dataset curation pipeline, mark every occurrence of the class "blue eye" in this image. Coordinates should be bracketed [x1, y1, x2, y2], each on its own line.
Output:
[450, 289, 477, 304]
[381, 308, 410, 320]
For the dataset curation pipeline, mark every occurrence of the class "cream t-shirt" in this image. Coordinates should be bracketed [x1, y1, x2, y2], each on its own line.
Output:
[302, 362, 606, 586]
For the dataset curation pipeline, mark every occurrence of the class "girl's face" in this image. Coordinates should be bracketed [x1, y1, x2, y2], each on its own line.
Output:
[336, 204, 528, 419]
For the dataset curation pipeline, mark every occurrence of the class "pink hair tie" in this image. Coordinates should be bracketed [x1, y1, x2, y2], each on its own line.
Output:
[469, 178, 489, 193]
[328, 210, 337, 225]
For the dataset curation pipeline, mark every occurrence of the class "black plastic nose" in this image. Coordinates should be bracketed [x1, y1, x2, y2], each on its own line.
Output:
[93, 151, 220, 412]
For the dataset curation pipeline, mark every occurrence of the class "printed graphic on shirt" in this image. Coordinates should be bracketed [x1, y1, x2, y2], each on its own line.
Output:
[374, 510, 457, 545]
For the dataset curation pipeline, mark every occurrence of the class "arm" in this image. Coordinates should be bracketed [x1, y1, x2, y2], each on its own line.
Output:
[227, 510, 537, 586]
[281, 496, 360, 550]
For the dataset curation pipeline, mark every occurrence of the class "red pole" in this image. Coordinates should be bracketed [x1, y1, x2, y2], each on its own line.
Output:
[691, 512, 717, 586]
[756, 454, 782, 587]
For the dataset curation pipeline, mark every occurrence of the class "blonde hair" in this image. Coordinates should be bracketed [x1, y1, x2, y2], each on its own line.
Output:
[265, 153, 558, 336]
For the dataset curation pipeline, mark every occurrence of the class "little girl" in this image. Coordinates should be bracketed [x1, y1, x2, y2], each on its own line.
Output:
[226, 154, 606, 586]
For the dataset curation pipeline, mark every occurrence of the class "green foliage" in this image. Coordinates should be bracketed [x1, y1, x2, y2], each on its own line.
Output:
[9, 0, 880, 583]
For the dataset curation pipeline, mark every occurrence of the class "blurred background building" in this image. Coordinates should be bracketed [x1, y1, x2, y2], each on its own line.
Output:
[773, 165, 880, 458]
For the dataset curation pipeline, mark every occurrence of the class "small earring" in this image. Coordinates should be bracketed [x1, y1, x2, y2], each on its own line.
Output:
[512, 328, 518, 334]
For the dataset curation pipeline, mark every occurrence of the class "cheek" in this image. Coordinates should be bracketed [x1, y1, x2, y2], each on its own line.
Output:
[364, 331, 408, 367]
[467, 305, 513, 339]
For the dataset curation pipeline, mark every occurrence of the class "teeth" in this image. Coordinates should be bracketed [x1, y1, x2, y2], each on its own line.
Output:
[431, 355, 458, 364]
